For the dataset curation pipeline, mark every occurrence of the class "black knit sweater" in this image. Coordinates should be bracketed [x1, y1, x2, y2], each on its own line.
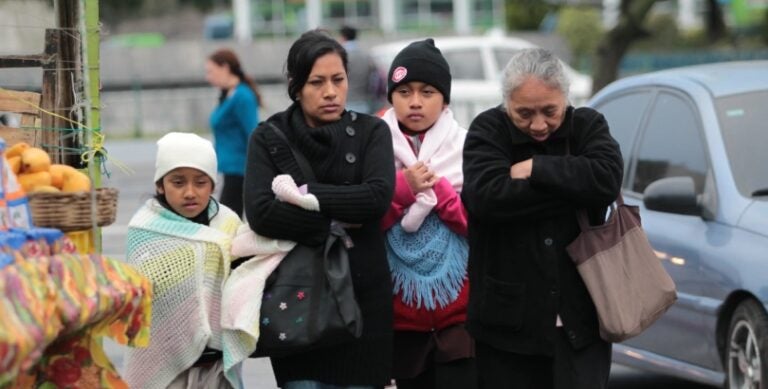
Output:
[244, 103, 396, 386]
[462, 106, 623, 355]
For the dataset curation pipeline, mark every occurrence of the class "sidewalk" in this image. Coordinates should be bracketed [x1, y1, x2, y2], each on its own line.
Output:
[104, 339, 279, 388]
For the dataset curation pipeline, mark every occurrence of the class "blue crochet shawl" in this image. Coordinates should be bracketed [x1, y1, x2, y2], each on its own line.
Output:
[386, 213, 468, 311]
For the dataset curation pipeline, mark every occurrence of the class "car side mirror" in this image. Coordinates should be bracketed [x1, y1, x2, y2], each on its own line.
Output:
[643, 176, 701, 216]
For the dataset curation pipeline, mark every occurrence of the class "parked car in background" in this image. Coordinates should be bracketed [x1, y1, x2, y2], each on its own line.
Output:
[203, 14, 234, 40]
[588, 61, 768, 389]
[370, 30, 592, 128]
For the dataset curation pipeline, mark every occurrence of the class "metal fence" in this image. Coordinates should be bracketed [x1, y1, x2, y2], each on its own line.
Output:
[620, 49, 768, 76]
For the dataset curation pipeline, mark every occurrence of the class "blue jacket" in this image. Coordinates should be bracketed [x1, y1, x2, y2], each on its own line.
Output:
[210, 83, 258, 176]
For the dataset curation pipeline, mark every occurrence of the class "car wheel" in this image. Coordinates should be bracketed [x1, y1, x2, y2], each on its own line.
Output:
[726, 299, 768, 389]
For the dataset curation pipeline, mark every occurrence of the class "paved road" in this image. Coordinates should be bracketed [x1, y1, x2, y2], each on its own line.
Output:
[99, 139, 718, 388]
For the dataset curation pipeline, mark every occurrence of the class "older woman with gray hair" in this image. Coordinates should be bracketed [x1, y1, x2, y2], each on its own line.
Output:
[461, 48, 623, 388]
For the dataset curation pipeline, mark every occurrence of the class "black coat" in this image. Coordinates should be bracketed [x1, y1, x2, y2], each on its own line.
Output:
[244, 103, 395, 385]
[462, 106, 623, 355]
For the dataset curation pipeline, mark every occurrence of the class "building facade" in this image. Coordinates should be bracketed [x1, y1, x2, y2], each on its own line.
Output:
[235, 0, 505, 38]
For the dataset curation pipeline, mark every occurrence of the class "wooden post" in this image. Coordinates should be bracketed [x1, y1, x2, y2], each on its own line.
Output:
[0, 1, 81, 167]
[83, 0, 103, 254]
[56, 0, 82, 167]
[40, 0, 82, 166]
[0, 55, 47, 68]
[40, 28, 60, 158]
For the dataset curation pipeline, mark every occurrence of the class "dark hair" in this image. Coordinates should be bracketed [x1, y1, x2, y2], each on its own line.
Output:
[340, 25, 357, 41]
[285, 29, 348, 102]
[208, 48, 263, 107]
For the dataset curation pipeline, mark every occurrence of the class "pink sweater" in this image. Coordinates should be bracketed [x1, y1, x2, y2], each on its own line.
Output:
[380, 107, 470, 332]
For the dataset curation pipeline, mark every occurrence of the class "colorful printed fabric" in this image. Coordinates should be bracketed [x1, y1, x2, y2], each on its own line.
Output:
[0, 253, 152, 388]
[0, 255, 60, 385]
[11, 331, 128, 389]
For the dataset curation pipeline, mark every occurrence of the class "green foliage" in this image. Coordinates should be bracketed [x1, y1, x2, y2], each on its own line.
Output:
[644, 12, 680, 47]
[763, 8, 768, 45]
[179, 0, 225, 12]
[101, 0, 227, 25]
[556, 6, 602, 69]
[505, 0, 554, 31]
[101, 0, 146, 25]
[633, 12, 724, 50]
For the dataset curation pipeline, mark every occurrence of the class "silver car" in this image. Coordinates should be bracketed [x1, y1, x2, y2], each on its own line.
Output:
[588, 61, 768, 388]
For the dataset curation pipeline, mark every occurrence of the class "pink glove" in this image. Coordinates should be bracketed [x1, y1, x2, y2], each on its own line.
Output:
[272, 174, 320, 211]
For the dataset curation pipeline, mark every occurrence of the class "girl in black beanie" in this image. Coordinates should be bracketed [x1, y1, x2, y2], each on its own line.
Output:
[380, 38, 477, 389]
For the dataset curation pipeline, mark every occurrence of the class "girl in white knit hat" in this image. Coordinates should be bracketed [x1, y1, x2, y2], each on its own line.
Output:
[123, 132, 243, 389]
[124, 131, 333, 389]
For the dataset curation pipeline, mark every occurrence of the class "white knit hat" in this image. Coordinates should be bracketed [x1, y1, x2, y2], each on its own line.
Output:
[154, 132, 218, 184]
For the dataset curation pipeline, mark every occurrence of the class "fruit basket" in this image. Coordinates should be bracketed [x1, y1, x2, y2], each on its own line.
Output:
[27, 187, 119, 232]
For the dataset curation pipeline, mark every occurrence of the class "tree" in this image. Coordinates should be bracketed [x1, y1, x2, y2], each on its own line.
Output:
[763, 7, 768, 45]
[592, 0, 658, 94]
[557, 6, 602, 72]
[101, 0, 146, 26]
[101, 0, 227, 26]
[704, 0, 727, 43]
[505, 0, 554, 31]
[591, 0, 732, 94]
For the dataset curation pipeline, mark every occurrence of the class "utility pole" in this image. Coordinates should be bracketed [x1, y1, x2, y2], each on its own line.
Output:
[233, 0, 252, 43]
[454, 0, 471, 35]
[379, 0, 396, 34]
[306, 0, 321, 30]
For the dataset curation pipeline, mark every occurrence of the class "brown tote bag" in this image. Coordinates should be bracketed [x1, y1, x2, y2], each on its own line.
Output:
[566, 195, 678, 343]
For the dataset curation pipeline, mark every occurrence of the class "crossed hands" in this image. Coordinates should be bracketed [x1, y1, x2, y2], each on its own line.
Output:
[404, 161, 440, 193]
[271, 174, 320, 211]
[510, 158, 533, 179]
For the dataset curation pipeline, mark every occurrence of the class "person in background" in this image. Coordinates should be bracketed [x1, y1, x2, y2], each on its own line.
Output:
[379, 38, 477, 389]
[124, 132, 243, 389]
[206, 48, 261, 217]
[243, 29, 395, 389]
[338, 25, 385, 114]
[461, 48, 623, 389]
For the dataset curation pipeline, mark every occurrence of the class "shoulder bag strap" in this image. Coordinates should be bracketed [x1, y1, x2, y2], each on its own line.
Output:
[266, 122, 317, 183]
[565, 120, 620, 229]
[566, 137, 592, 230]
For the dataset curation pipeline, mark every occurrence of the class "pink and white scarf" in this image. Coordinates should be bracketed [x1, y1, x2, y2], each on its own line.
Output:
[381, 107, 466, 232]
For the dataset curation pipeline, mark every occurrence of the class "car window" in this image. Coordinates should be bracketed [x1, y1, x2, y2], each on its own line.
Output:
[716, 90, 768, 197]
[632, 92, 708, 194]
[493, 48, 518, 73]
[593, 91, 653, 175]
[442, 48, 484, 80]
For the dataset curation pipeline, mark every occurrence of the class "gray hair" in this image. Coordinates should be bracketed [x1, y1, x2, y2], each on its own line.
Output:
[501, 48, 570, 102]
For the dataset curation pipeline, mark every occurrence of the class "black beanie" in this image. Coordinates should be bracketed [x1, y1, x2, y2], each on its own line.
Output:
[387, 38, 451, 104]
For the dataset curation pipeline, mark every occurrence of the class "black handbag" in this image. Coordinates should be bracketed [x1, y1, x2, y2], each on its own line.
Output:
[254, 124, 363, 358]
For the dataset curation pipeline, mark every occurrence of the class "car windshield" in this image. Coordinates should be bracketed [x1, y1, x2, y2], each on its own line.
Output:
[715, 90, 768, 198]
